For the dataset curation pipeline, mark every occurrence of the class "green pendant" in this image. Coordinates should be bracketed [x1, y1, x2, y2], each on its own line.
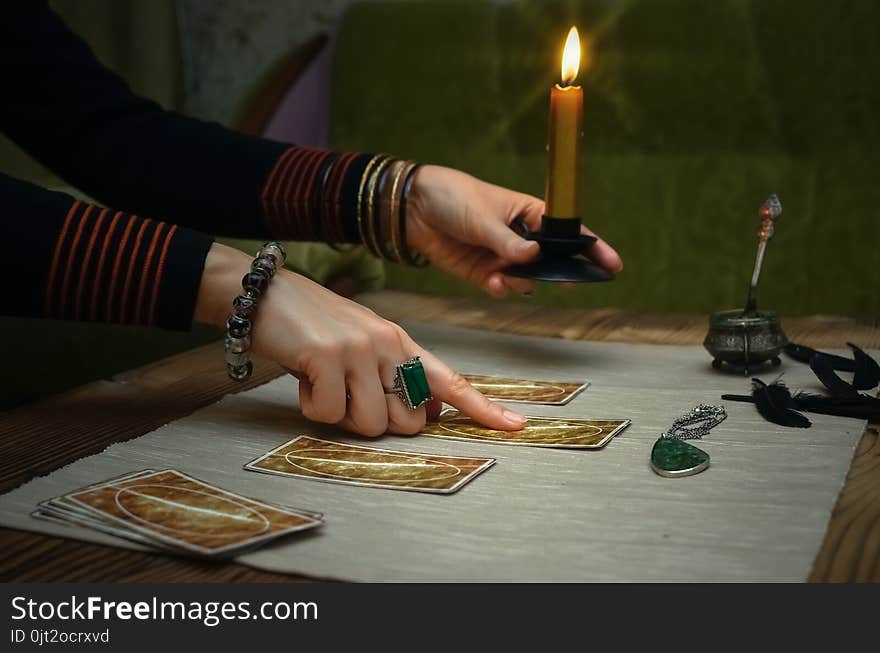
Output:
[650, 437, 710, 478]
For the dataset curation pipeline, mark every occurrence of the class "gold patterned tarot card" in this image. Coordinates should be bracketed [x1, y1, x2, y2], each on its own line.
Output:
[67, 469, 322, 555]
[244, 436, 495, 494]
[35, 470, 160, 543]
[463, 374, 589, 405]
[420, 410, 630, 449]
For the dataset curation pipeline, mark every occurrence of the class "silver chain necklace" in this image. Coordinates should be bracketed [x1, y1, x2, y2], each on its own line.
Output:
[651, 404, 727, 478]
[660, 404, 727, 441]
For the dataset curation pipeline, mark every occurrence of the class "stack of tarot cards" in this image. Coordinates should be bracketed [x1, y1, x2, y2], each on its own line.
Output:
[32, 469, 323, 557]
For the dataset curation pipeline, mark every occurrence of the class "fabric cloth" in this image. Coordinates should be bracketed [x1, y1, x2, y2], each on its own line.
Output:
[0, 325, 867, 581]
[1, 2, 372, 330]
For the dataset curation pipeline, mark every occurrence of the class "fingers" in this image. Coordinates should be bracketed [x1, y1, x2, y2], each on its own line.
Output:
[439, 246, 536, 299]
[426, 396, 443, 421]
[437, 247, 517, 299]
[298, 364, 346, 424]
[339, 341, 388, 436]
[513, 195, 545, 233]
[484, 272, 536, 297]
[293, 308, 526, 437]
[484, 274, 508, 298]
[317, 321, 425, 438]
[581, 224, 624, 272]
[414, 346, 525, 431]
[296, 334, 389, 437]
[476, 218, 539, 264]
[487, 272, 536, 296]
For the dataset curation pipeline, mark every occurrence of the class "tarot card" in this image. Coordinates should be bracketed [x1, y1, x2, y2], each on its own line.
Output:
[34, 469, 320, 552]
[31, 509, 80, 528]
[35, 470, 159, 529]
[33, 505, 158, 547]
[30, 508, 154, 545]
[463, 374, 589, 405]
[65, 469, 323, 556]
[244, 435, 495, 494]
[420, 410, 630, 449]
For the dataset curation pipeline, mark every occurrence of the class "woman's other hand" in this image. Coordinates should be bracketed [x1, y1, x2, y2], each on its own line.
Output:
[406, 165, 623, 296]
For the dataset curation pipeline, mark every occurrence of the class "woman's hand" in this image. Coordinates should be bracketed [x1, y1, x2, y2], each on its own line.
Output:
[194, 243, 526, 437]
[406, 165, 623, 296]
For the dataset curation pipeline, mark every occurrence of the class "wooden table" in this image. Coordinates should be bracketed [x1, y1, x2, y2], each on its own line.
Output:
[1, 291, 878, 582]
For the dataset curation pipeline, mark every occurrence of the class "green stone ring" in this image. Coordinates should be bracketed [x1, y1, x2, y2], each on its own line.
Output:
[387, 357, 432, 410]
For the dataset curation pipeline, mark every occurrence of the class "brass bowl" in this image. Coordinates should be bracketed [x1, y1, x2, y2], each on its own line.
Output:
[703, 309, 788, 374]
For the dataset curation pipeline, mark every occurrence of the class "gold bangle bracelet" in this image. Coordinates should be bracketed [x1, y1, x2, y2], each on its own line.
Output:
[356, 154, 389, 250]
[383, 159, 409, 262]
[373, 158, 405, 261]
[399, 163, 428, 266]
[388, 160, 416, 263]
[365, 156, 394, 258]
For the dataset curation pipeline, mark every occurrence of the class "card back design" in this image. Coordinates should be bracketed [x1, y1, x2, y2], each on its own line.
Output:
[420, 410, 630, 449]
[67, 470, 321, 555]
[463, 374, 589, 405]
[245, 436, 495, 494]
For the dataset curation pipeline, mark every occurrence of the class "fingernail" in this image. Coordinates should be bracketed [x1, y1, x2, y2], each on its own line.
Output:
[503, 408, 526, 424]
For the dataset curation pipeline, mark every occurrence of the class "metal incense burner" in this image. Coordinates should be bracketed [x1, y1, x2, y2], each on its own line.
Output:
[704, 194, 789, 374]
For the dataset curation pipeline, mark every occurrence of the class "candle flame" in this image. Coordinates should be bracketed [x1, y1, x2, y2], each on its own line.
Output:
[561, 26, 580, 85]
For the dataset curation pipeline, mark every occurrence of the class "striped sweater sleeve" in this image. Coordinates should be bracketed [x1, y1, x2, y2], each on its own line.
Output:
[2, 174, 211, 331]
[260, 148, 376, 243]
[1, 143, 379, 331]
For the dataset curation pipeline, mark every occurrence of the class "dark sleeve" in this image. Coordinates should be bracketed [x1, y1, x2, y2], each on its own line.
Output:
[0, 1, 373, 244]
[1, 173, 212, 330]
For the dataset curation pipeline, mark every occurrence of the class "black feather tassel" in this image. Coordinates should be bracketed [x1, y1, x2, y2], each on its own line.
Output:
[849, 343, 880, 390]
[733, 379, 812, 428]
[810, 354, 860, 398]
[791, 391, 880, 420]
[784, 342, 879, 391]
[784, 343, 854, 370]
[723, 379, 880, 426]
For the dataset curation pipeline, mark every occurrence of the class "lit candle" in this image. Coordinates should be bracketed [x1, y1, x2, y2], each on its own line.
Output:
[545, 26, 583, 219]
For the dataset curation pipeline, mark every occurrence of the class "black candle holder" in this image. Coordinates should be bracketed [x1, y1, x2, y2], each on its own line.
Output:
[503, 216, 614, 283]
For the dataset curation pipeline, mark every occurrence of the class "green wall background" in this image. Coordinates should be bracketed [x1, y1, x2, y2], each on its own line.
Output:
[331, 0, 880, 318]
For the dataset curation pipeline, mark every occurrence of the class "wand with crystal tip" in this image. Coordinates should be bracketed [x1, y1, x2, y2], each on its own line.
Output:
[744, 194, 782, 315]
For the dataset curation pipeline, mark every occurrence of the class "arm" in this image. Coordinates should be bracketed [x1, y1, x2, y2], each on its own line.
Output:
[2, 171, 528, 436]
[2, 4, 622, 437]
[0, 2, 371, 243]
[1, 3, 622, 295]
[1, 173, 210, 330]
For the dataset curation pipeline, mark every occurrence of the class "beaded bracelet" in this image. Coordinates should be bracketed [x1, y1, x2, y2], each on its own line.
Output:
[225, 241, 286, 381]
